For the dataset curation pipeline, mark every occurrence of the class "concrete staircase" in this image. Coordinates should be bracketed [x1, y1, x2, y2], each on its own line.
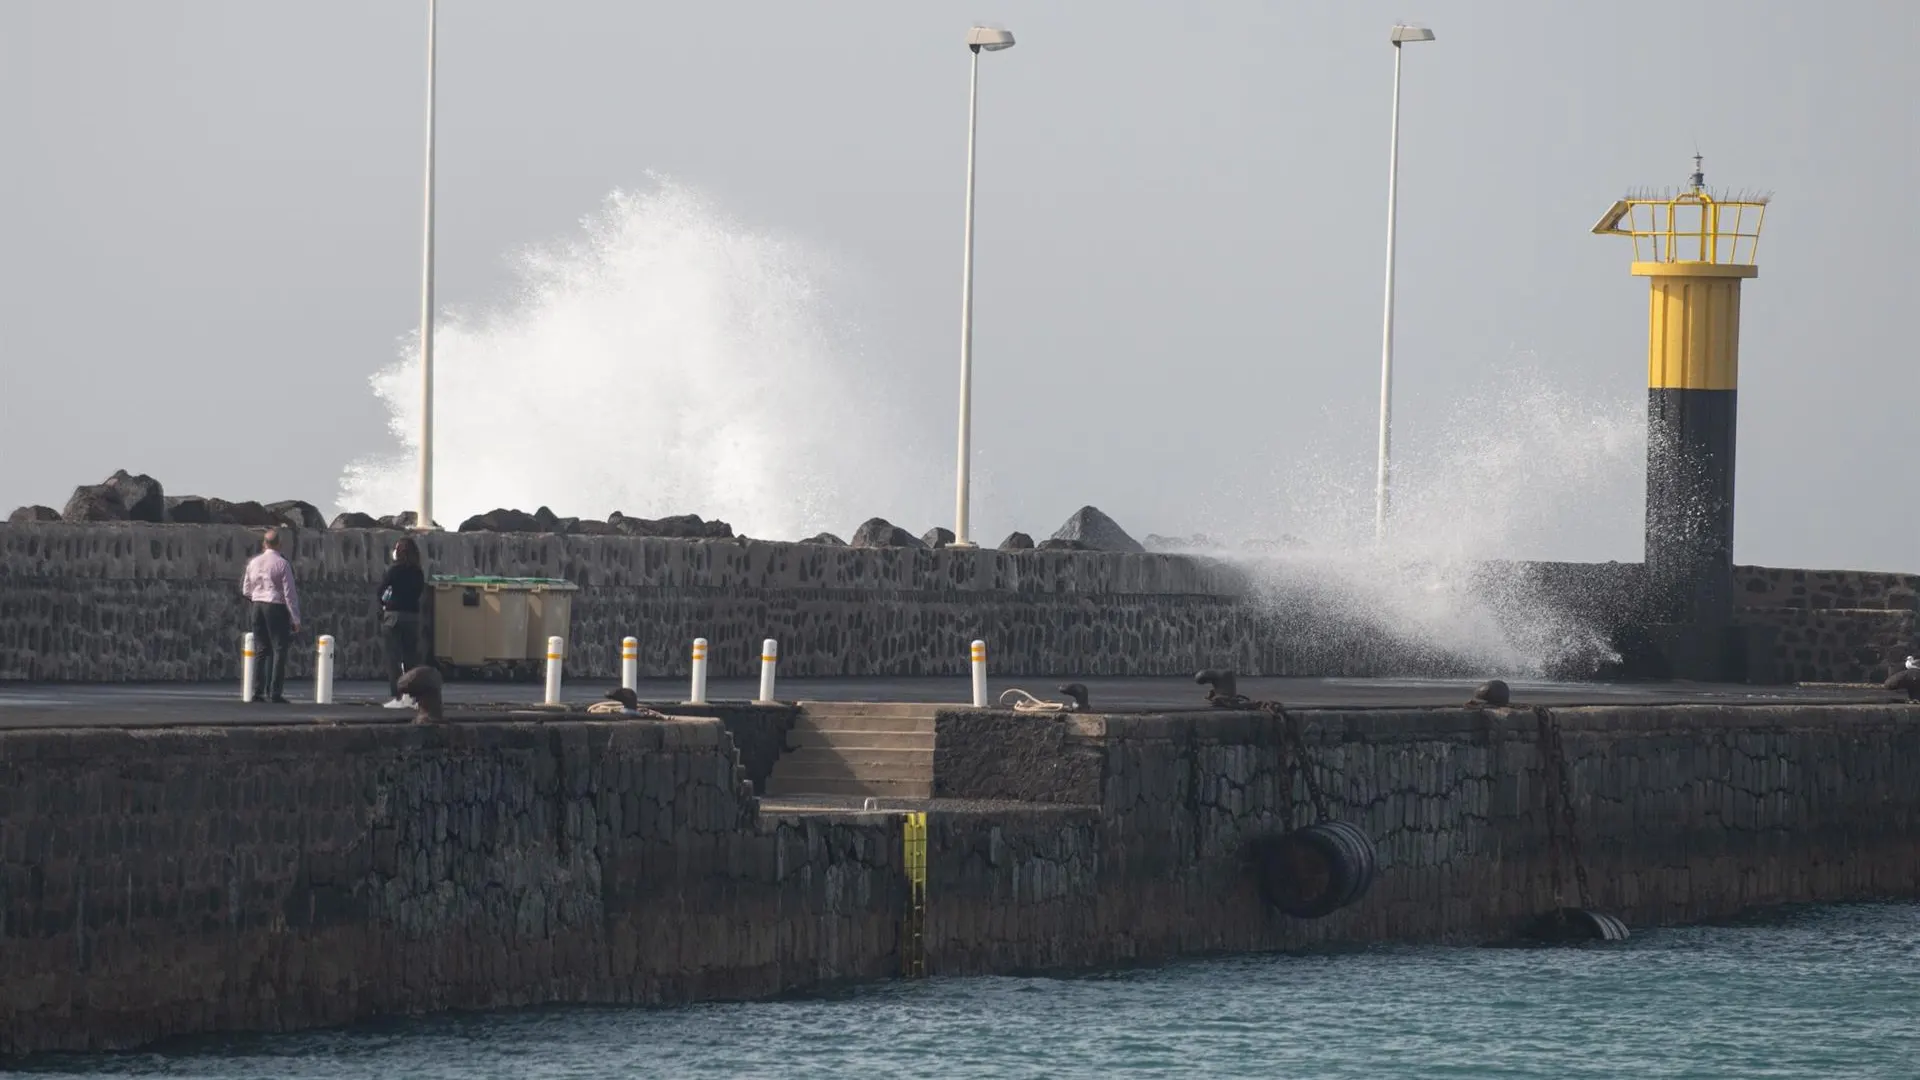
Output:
[761, 702, 940, 799]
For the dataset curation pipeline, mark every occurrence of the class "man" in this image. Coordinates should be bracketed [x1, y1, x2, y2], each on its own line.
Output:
[240, 529, 301, 703]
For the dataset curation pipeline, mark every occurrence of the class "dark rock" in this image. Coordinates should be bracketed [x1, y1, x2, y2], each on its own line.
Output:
[207, 499, 278, 528]
[551, 517, 580, 535]
[1146, 533, 1224, 552]
[330, 511, 381, 529]
[849, 517, 925, 549]
[802, 532, 847, 546]
[533, 506, 561, 532]
[266, 500, 327, 530]
[921, 526, 956, 549]
[105, 470, 167, 522]
[570, 520, 616, 536]
[998, 531, 1035, 551]
[62, 487, 126, 522]
[378, 512, 440, 530]
[1036, 538, 1089, 551]
[165, 496, 212, 524]
[8, 505, 62, 524]
[61, 470, 166, 523]
[1050, 505, 1143, 553]
[459, 508, 542, 533]
[608, 512, 734, 539]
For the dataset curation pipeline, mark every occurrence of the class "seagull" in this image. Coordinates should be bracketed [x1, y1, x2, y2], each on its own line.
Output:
[1905, 656, 1918, 671]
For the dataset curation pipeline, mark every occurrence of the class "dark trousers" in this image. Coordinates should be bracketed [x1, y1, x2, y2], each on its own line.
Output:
[249, 601, 293, 701]
[383, 611, 422, 699]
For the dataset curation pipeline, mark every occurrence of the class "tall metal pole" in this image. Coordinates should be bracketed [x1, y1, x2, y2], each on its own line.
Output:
[416, 0, 438, 532]
[1374, 42, 1405, 544]
[953, 45, 982, 548]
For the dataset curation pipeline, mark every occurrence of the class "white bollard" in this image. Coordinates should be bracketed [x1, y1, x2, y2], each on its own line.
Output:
[241, 632, 257, 702]
[688, 637, 709, 705]
[314, 635, 335, 705]
[620, 636, 639, 692]
[756, 638, 779, 703]
[970, 639, 988, 707]
[544, 635, 565, 706]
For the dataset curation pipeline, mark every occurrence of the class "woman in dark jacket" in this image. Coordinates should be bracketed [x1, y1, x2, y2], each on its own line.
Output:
[380, 537, 428, 708]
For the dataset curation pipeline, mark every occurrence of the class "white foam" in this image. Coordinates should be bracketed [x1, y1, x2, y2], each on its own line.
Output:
[339, 178, 935, 539]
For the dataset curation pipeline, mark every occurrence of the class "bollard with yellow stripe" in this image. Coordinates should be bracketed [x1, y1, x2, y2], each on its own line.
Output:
[1593, 156, 1766, 625]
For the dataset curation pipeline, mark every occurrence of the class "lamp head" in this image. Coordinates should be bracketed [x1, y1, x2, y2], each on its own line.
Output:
[967, 26, 1016, 52]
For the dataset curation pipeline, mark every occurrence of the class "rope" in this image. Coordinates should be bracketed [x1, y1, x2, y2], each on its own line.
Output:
[999, 687, 1071, 713]
[587, 700, 670, 719]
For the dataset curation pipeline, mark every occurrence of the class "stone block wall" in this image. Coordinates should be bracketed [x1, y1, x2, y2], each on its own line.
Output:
[0, 523, 1254, 682]
[5, 521, 1919, 684]
[0, 718, 902, 1053]
[6, 703, 1919, 1052]
[926, 704, 1920, 968]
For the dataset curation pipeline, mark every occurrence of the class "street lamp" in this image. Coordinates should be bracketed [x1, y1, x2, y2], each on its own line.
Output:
[1373, 22, 1434, 543]
[951, 25, 1015, 549]
[416, 0, 439, 532]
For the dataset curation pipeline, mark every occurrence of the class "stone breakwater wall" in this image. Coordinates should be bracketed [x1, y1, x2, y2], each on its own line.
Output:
[3, 522, 1916, 683]
[5, 704, 1919, 1053]
[0, 522, 1253, 681]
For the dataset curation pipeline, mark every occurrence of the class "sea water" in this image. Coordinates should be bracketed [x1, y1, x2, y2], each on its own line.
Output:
[25, 904, 1919, 1079]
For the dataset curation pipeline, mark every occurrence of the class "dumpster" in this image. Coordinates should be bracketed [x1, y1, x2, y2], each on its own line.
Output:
[430, 576, 580, 679]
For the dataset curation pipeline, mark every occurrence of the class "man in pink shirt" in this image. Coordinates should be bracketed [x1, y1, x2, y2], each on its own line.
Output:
[240, 529, 301, 703]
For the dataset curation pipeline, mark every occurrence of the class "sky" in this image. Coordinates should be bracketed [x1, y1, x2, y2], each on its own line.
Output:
[3, 1, 1916, 570]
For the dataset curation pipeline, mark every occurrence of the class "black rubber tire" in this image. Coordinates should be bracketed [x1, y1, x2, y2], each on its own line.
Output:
[1316, 820, 1377, 909]
[1250, 829, 1342, 918]
[1525, 907, 1631, 943]
[1249, 821, 1378, 919]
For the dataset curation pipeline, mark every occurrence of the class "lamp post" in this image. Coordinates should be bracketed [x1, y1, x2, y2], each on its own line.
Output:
[1373, 22, 1434, 543]
[951, 25, 1015, 549]
[416, 0, 438, 532]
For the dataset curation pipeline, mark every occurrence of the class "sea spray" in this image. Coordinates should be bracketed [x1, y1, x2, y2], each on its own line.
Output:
[339, 178, 941, 539]
[1176, 359, 1647, 676]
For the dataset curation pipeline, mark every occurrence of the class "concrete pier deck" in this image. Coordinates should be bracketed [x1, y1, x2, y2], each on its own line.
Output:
[0, 675, 1897, 729]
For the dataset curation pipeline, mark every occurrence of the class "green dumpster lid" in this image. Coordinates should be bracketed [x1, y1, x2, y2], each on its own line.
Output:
[431, 574, 579, 590]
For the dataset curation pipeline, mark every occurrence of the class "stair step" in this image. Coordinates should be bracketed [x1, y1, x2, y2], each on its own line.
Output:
[793, 715, 934, 734]
[780, 747, 932, 771]
[763, 776, 933, 798]
[796, 701, 945, 719]
[790, 730, 933, 751]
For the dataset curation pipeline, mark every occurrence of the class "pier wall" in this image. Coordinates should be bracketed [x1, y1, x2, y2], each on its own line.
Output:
[5, 703, 1918, 1054]
[1, 523, 1914, 684]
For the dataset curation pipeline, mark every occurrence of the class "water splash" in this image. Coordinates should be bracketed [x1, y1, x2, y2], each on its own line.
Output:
[339, 178, 939, 539]
[1172, 360, 1647, 677]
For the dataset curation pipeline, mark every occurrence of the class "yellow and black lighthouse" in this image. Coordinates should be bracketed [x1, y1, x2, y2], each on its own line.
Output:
[1594, 159, 1768, 651]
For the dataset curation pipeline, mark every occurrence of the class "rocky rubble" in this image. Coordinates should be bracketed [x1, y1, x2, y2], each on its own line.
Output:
[14, 473, 1166, 554]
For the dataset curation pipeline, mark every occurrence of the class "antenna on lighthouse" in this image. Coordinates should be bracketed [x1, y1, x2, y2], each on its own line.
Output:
[1689, 151, 1706, 192]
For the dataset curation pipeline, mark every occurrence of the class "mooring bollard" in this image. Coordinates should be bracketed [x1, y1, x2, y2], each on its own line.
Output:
[970, 639, 988, 707]
[688, 638, 710, 704]
[314, 635, 335, 705]
[241, 632, 257, 702]
[756, 638, 779, 703]
[544, 636, 565, 706]
[620, 636, 639, 692]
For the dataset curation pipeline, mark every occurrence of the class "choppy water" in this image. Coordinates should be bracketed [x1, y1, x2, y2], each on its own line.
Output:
[23, 904, 1919, 1079]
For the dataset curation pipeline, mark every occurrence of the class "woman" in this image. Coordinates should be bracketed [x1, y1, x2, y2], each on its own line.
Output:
[379, 537, 428, 709]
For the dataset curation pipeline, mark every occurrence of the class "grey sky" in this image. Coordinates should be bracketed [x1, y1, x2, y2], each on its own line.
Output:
[5, 1, 1915, 570]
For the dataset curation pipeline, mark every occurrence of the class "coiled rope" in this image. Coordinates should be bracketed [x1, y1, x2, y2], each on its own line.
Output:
[998, 687, 1073, 713]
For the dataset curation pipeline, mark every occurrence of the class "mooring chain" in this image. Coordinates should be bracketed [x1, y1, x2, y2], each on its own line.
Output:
[1534, 706, 1593, 912]
[1208, 692, 1335, 825]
